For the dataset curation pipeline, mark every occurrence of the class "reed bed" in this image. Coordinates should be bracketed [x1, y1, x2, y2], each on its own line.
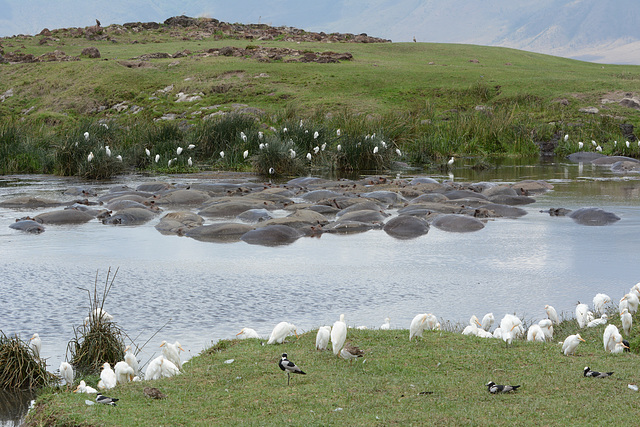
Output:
[0, 332, 51, 390]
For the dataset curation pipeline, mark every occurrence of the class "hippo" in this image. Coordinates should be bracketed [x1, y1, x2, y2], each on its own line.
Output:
[153, 189, 211, 205]
[475, 203, 528, 218]
[102, 208, 156, 225]
[591, 156, 639, 166]
[487, 194, 536, 206]
[383, 215, 430, 240]
[237, 209, 274, 223]
[611, 161, 640, 173]
[337, 210, 387, 223]
[566, 152, 605, 163]
[64, 204, 111, 219]
[306, 205, 341, 215]
[320, 220, 382, 234]
[9, 219, 45, 233]
[481, 186, 518, 197]
[0, 196, 66, 209]
[409, 193, 449, 204]
[568, 208, 621, 226]
[136, 182, 174, 192]
[360, 191, 406, 207]
[106, 199, 160, 212]
[34, 209, 94, 224]
[155, 211, 204, 235]
[399, 203, 459, 215]
[444, 190, 488, 201]
[336, 201, 385, 217]
[409, 177, 440, 185]
[199, 199, 276, 218]
[186, 223, 254, 243]
[301, 190, 345, 203]
[63, 186, 97, 197]
[240, 224, 302, 246]
[431, 214, 485, 233]
[189, 182, 253, 196]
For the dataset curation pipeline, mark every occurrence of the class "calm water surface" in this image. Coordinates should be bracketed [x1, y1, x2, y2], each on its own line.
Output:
[1, 157, 640, 423]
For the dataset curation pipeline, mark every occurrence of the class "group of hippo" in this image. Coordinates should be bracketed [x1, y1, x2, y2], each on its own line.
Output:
[3, 167, 622, 246]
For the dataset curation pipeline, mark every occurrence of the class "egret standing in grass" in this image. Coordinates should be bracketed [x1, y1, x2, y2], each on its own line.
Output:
[279, 353, 306, 385]
[155, 154, 160, 163]
[124, 345, 138, 375]
[236, 328, 260, 339]
[160, 341, 184, 369]
[545, 305, 559, 324]
[576, 303, 589, 328]
[380, 317, 390, 330]
[578, 141, 584, 149]
[538, 319, 554, 340]
[331, 314, 347, 355]
[84, 131, 89, 141]
[59, 361, 74, 389]
[29, 333, 41, 358]
[98, 363, 117, 390]
[409, 313, 428, 341]
[114, 361, 134, 384]
[562, 333, 585, 355]
[621, 308, 632, 336]
[243, 150, 249, 159]
[105, 146, 111, 157]
[187, 157, 192, 167]
[87, 152, 94, 162]
[267, 322, 298, 345]
[593, 293, 611, 315]
[481, 313, 494, 331]
[315, 326, 331, 350]
[176, 147, 183, 155]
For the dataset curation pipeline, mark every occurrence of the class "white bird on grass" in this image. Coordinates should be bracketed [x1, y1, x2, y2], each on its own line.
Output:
[626, 140, 630, 148]
[145, 148, 151, 156]
[116, 155, 122, 162]
[499, 314, 523, 346]
[621, 308, 632, 336]
[315, 326, 331, 350]
[84, 131, 89, 140]
[313, 131, 319, 139]
[564, 134, 569, 142]
[576, 303, 590, 328]
[187, 157, 192, 167]
[105, 146, 111, 157]
[306, 152, 312, 161]
[337, 144, 342, 151]
[462, 315, 482, 336]
[240, 131, 247, 142]
[155, 154, 160, 163]
[373, 146, 379, 154]
[267, 322, 298, 345]
[159, 357, 181, 378]
[236, 328, 260, 339]
[145, 356, 163, 381]
[593, 293, 611, 315]
[188, 144, 195, 150]
[59, 361, 74, 388]
[562, 333, 585, 356]
[587, 314, 608, 328]
[114, 361, 134, 384]
[219, 151, 225, 158]
[176, 147, 183, 155]
[98, 363, 117, 390]
[527, 324, 546, 342]
[395, 148, 402, 156]
[243, 150, 249, 159]
[29, 333, 41, 358]
[545, 305, 559, 325]
[160, 341, 185, 369]
[331, 314, 348, 355]
[481, 313, 494, 331]
[87, 152, 94, 162]
[578, 141, 583, 149]
[409, 313, 429, 341]
[124, 346, 138, 375]
[74, 380, 97, 394]
[539, 319, 554, 340]
[380, 317, 390, 330]
[620, 292, 639, 315]
[603, 324, 623, 352]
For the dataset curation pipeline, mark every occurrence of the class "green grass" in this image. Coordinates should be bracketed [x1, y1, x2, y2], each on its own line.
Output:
[27, 313, 640, 426]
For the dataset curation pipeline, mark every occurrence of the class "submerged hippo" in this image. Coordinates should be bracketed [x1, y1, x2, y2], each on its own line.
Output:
[155, 211, 204, 235]
[186, 223, 254, 243]
[9, 219, 45, 234]
[240, 225, 302, 246]
[431, 214, 485, 233]
[102, 208, 156, 225]
[383, 215, 430, 240]
[34, 209, 94, 224]
[569, 208, 621, 226]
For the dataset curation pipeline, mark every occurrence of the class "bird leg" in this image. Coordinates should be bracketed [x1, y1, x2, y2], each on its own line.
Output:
[287, 372, 290, 386]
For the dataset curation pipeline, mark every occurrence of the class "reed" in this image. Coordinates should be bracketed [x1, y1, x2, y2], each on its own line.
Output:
[0, 332, 51, 390]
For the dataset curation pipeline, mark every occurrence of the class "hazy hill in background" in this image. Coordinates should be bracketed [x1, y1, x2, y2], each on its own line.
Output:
[1, 0, 639, 64]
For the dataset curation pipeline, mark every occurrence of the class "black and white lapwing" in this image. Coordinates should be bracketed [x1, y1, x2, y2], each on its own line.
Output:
[583, 366, 614, 378]
[485, 381, 520, 394]
[96, 393, 119, 406]
[278, 353, 306, 385]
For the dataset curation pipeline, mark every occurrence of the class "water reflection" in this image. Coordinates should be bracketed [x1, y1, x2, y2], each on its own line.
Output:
[1, 157, 640, 422]
[0, 390, 35, 427]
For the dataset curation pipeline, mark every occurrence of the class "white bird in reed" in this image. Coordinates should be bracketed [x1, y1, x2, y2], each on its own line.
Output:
[621, 308, 632, 336]
[74, 380, 97, 394]
[98, 363, 117, 390]
[587, 314, 608, 328]
[176, 147, 183, 155]
[188, 144, 195, 150]
[84, 131, 89, 140]
[337, 144, 342, 151]
[373, 146, 379, 154]
[114, 361, 134, 384]
[290, 149, 296, 159]
[240, 131, 247, 142]
[306, 152, 312, 161]
[562, 333, 585, 356]
[331, 314, 348, 355]
[336, 129, 341, 136]
[155, 154, 160, 163]
[545, 305, 559, 324]
[538, 319, 554, 339]
[321, 143, 326, 151]
[499, 314, 523, 346]
[313, 131, 319, 139]
[59, 361, 74, 388]
[87, 152, 94, 162]
[145, 148, 151, 156]
[187, 157, 192, 167]
[564, 134, 569, 142]
[267, 322, 298, 345]
[160, 341, 184, 369]
[236, 328, 260, 339]
[84, 308, 113, 324]
[409, 313, 429, 341]
[105, 146, 111, 157]
[447, 157, 455, 166]
[124, 345, 138, 375]
[626, 140, 630, 148]
[578, 141, 583, 149]
[283, 127, 288, 133]
[380, 317, 391, 330]
[395, 148, 402, 156]
[29, 333, 41, 358]
[259, 143, 265, 150]
[481, 313, 494, 331]
[315, 326, 331, 350]
[258, 131, 264, 139]
[219, 151, 224, 158]
[593, 293, 611, 315]
[526, 324, 545, 342]
[596, 145, 602, 152]
[243, 150, 249, 159]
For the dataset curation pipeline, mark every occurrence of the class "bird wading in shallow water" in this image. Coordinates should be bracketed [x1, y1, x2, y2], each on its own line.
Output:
[486, 381, 520, 393]
[278, 353, 306, 385]
[583, 367, 613, 378]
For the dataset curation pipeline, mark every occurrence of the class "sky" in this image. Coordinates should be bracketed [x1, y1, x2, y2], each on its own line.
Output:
[1, 0, 639, 64]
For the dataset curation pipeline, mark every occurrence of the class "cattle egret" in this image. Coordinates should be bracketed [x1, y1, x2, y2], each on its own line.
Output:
[87, 152, 94, 162]
[312, 146, 319, 154]
[243, 150, 249, 159]
[267, 322, 297, 345]
[187, 157, 192, 167]
[621, 309, 632, 336]
[315, 326, 331, 350]
[380, 318, 390, 330]
[462, 315, 482, 336]
[29, 333, 41, 358]
[499, 314, 524, 346]
[84, 308, 113, 325]
[481, 313, 494, 331]
[124, 346, 138, 375]
[60, 362, 74, 388]
[447, 157, 455, 166]
[331, 314, 348, 355]
[395, 148, 402, 156]
[74, 380, 97, 394]
[306, 153, 312, 161]
[114, 361, 134, 384]
[145, 356, 163, 380]
[188, 144, 195, 149]
[290, 149, 296, 159]
[98, 363, 117, 390]
[373, 146, 379, 154]
[545, 305, 559, 324]
[620, 293, 639, 314]
[564, 134, 569, 142]
[283, 127, 288, 133]
[578, 141, 583, 149]
[409, 313, 429, 341]
[596, 145, 602, 152]
[337, 144, 342, 151]
[258, 131, 264, 139]
[236, 328, 260, 339]
[626, 140, 630, 148]
[168, 159, 173, 167]
[591, 140, 597, 146]
[145, 148, 151, 156]
[116, 155, 122, 162]
[336, 129, 341, 136]
[539, 319, 554, 339]
[562, 334, 585, 355]
[218, 151, 224, 158]
[105, 146, 111, 157]
[321, 143, 326, 151]
[279, 353, 305, 385]
[527, 324, 546, 342]
[587, 314, 608, 328]
[176, 147, 183, 155]
[576, 303, 589, 328]
[313, 131, 319, 139]
[240, 131, 247, 142]
[603, 324, 622, 352]
[160, 341, 184, 369]
[159, 357, 180, 378]
[593, 293, 611, 315]
[84, 132, 90, 140]
[155, 154, 160, 163]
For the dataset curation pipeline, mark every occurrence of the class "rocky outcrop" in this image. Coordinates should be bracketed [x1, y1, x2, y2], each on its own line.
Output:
[81, 47, 100, 58]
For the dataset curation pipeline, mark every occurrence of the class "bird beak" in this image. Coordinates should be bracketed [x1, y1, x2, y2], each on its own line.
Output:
[294, 330, 299, 339]
[235, 332, 242, 336]
[160, 342, 165, 347]
[179, 345, 185, 351]
[510, 325, 518, 331]
[579, 337, 586, 342]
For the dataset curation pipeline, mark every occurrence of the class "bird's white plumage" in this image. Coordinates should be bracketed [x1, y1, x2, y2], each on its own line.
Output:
[593, 293, 611, 315]
[114, 361, 134, 384]
[621, 308, 632, 336]
[331, 314, 347, 355]
[160, 341, 184, 369]
[267, 322, 297, 345]
[538, 319, 553, 339]
[124, 346, 138, 375]
[562, 333, 585, 355]
[74, 380, 97, 394]
[526, 324, 545, 342]
[603, 324, 622, 352]
[545, 305, 559, 324]
[236, 328, 260, 339]
[99, 363, 117, 390]
[159, 357, 181, 378]
[576, 303, 589, 328]
[315, 326, 331, 350]
[60, 361, 74, 386]
[145, 356, 163, 381]
[499, 314, 523, 345]
[380, 317, 390, 330]
[409, 313, 428, 341]
[621, 293, 639, 315]
[29, 333, 41, 358]
[481, 313, 494, 331]
[587, 314, 608, 328]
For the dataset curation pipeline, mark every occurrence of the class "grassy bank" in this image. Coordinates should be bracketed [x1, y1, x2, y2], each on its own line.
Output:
[2, 21, 640, 177]
[28, 313, 640, 426]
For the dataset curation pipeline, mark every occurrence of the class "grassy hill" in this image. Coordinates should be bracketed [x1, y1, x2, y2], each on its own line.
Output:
[1, 17, 640, 177]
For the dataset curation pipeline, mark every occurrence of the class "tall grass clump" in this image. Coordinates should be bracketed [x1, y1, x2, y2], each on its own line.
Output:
[188, 114, 258, 161]
[68, 268, 125, 375]
[334, 132, 398, 172]
[0, 122, 52, 174]
[251, 134, 306, 176]
[0, 332, 51, 390]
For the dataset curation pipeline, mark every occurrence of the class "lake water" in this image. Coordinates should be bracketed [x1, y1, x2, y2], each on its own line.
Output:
[1, 156, 640, 424]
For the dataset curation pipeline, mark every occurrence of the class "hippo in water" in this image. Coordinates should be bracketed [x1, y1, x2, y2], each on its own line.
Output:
[240, 225, 302, 246]
[383, 215, 430, 240]
[568, 208, 621, 226]
[9, 219, 45, 234]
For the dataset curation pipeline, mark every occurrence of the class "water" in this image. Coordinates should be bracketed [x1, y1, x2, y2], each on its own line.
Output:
[1, 157, 639, 423]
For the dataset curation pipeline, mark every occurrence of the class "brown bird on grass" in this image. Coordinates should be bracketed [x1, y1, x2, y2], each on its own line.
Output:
[340, 342, 364, 362]
[144, 387, 167, 399]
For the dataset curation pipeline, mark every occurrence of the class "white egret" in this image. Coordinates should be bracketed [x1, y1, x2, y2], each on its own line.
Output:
[591, 140, 597, 146]
[545, 305, 559, 324]
[337, 144, 342, 151]
[621, 308, 632, 336]
[481, 313, 494, 331]
[259, 143, 265, 150]
[74, 380, 97, 394]
[336, 129, 341, 136]
[313, 146, 320, 154]
[267, 322, 298, 345]
[373, 146, 379, 154]
[476, 329, 493, 338]
[187, 157, 192, 167]
[268, 167, 275, 175]
[59, 361, 74, 388]
[258, 131, 264, 139]
[145, 356, 163, 380]
[596, 145, 602, 152]
[409, 313, 428, 341]
[306, 152, 312, 161]
[84, 131, 89, 140]
[155, 154, 160, 163]
[539, 319, 554, 339]
[87, 152, 94, 162]
[114, 361, 134, 384]
[279, 353, 305, 385]
[290, 149, 296, 159]
[380, 318, 390, 330]
[321, 143, 326, 151]
[98, 363, 117, 390]
[578, 141, 583, 149]
[593, 293, 611, 315]
[331, 314, 348, 355]
[626, 140, 630, 148]
[160, 341, 184, 369]
[462, 315, 482, 336]
[219, 151, 224, 158]
[620, 292, 639, 314]
[243, 150, 249, 159]
[159, 357, 180, 378]
[527, 324, 545, 342]
[240, 131, 247, 142]
[105, 146, 111, 157]
[380, 140, 387, 148]
[124, 345, 138, 375]
[447, 157, 455, 166]
[315, 326, 331, 350]
[395, 148, 402, 156]
[29, 333, 41, 358]
[176, 147, 183, 155]
[116, 155, 122, 161]
[631, 283, 640, 298]
[84, 308, 113, 325]
[564, 134, 569, 142]
[313, 131, 319, 139]
[188, 144, 195, 149]
[283, 127, 288, 133]
[145, 148, 151, 156]
[575, 303, 589, 328]
[492, 328, 503, 339]
[236, 328, 260, 339]
[499, 314, 524, 343]
[603, 324, 622, 352]
[562, 333, 585, 355]
[587, 314, 608, 328]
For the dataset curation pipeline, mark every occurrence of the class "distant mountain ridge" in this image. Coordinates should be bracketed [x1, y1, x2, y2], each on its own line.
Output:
[1, 0, 639, 64]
